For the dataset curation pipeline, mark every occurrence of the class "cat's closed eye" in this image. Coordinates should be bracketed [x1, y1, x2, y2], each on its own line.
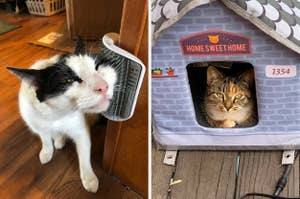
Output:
[65, 77, 83, 84]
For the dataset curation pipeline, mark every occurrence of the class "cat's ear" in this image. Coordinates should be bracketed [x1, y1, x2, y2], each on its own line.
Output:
[239, 69, 254, 88]
[207, 66, 223, 85]
[74, 36, 85, 55]
[7, 67, 40, 87]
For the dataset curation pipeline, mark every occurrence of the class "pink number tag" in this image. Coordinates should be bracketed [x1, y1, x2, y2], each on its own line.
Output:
[265, 65, 297, 78]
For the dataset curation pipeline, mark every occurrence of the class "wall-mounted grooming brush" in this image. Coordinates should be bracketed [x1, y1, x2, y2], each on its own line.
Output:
[98, 33, 146, 121]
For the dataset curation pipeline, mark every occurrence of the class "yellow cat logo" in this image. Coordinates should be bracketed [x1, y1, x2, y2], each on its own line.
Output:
[208, 35, 219, 44]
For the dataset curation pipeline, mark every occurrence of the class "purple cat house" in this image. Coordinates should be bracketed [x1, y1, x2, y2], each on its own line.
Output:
[152, 0, 300, 149]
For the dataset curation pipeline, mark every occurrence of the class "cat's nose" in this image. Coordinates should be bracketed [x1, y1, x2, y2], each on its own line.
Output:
[225, 102, 232, 111]
[94, 79, 108, 94]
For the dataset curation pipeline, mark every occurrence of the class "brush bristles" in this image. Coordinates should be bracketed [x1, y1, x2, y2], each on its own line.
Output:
[98, 41, 142, 120]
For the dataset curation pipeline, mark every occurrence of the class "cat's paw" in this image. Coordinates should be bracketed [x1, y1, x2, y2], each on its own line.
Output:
[54, 136, 66, 150]
[39, 148, 53, 164]
[222, 120, 236, 128]
[81, 173, 99, 193]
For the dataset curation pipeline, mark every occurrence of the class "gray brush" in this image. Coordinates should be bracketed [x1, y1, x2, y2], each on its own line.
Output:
[98, 33, 146, 121]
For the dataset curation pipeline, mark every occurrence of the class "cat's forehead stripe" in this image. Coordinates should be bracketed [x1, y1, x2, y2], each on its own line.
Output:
[228, 81, 240, 97]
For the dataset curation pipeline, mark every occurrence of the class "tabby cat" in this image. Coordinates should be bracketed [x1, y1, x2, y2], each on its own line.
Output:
[204, 66, 257, 128]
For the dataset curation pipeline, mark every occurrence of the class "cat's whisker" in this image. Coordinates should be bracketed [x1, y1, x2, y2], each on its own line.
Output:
[113, 87, 124, 90]
[113, 84, 125, 87]
[88, 42, 94, 57]
[113, 90, 126, 93]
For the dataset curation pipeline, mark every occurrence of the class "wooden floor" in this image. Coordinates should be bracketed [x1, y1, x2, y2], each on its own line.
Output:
[152, 147, 300, 199]
[0, 11, 142, 199]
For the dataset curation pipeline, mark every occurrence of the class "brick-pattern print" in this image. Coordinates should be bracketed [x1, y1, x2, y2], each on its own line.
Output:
[152, 1, 300, 136]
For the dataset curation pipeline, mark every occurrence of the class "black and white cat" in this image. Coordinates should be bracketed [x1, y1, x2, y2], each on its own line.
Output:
[7, 40, 117, 193]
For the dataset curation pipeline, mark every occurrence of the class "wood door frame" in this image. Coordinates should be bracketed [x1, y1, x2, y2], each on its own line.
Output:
[102, 0, 148, 186]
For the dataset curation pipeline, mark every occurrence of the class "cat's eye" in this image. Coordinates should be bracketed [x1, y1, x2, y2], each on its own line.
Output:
[66, 79, 73, 83]
[235, 94, 242, 99]
[234, 94, 243, 103]
[215, 93, 223, 99]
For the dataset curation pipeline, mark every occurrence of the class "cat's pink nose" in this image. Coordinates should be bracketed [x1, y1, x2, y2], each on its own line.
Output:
[94, 80, 108, 94]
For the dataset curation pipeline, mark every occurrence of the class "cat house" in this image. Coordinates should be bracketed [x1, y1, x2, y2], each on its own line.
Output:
[152, 0, 300, 149]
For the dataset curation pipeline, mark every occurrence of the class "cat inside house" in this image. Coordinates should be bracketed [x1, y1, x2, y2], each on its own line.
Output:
[7, 39, 117, 193]
[187, 62, 258, 128]
[204, 65, 258, 128]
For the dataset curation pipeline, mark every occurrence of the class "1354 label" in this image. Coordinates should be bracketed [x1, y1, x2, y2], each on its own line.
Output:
[265, 65, 296, 78]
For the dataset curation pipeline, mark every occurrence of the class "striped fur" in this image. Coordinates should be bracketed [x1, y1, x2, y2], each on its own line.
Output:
[204, 66, 257, 128]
